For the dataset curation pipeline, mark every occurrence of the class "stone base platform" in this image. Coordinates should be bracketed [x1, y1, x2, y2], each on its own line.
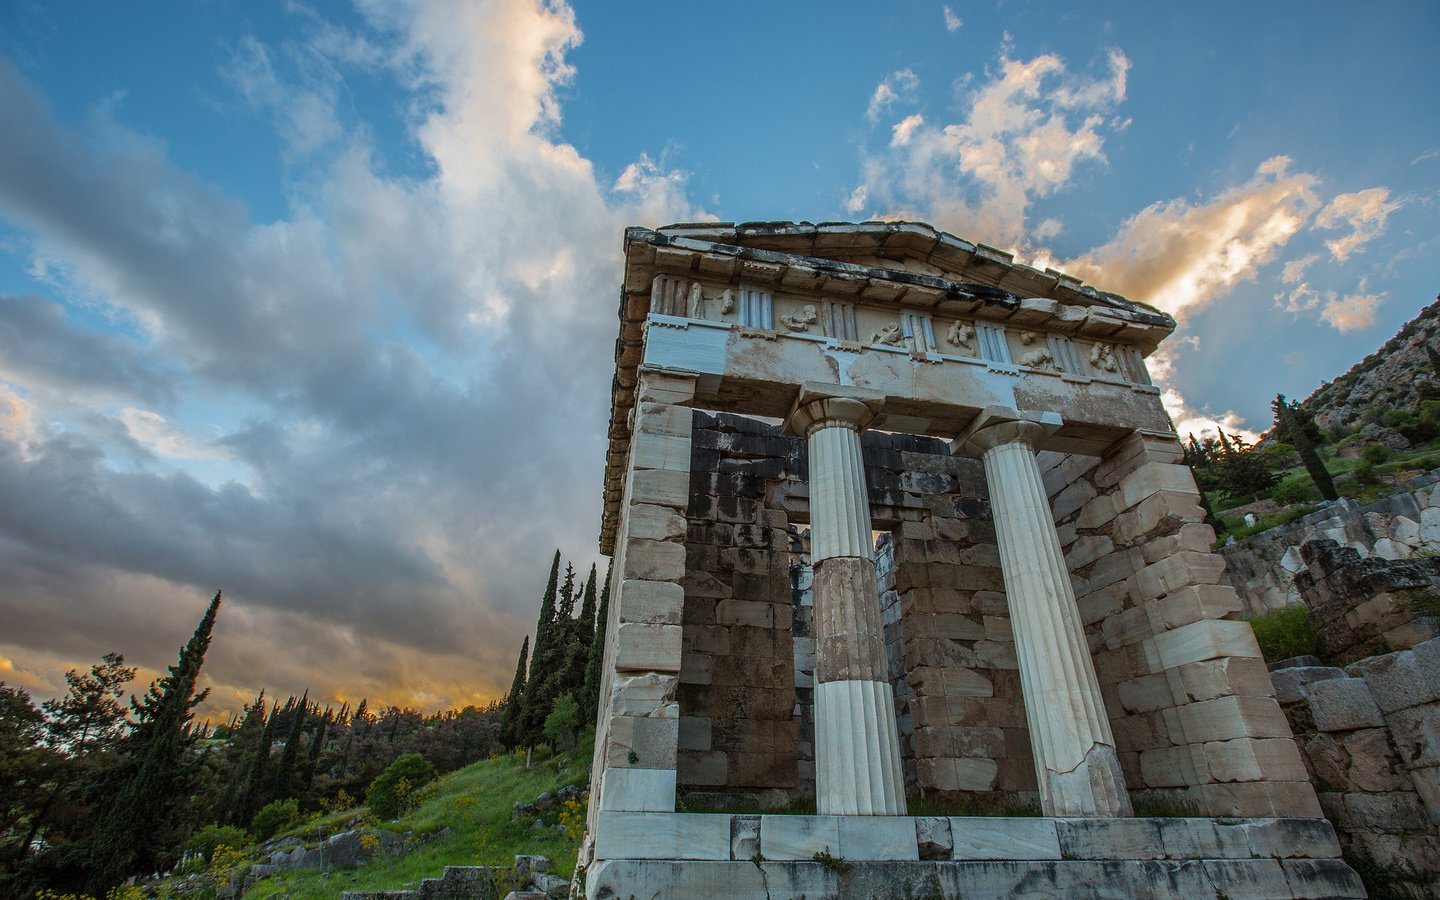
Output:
[585, 813, 1364, 898]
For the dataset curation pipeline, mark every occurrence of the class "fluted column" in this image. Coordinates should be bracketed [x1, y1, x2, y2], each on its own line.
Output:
[956, 408, 1132, 817]
[786, 387, 906, 815]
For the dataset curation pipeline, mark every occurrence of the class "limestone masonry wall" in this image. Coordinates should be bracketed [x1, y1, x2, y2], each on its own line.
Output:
[1040, 432, 1319, 818]
[1272, 636, 1440, 892]
[1222, 471, 1440, 615]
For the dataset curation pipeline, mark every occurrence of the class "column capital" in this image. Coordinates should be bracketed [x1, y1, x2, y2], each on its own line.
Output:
[783, 382, 884, 437]
[953, 406, 1062, 457]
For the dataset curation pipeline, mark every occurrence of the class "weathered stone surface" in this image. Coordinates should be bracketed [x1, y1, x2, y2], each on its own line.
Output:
[951, 817, 1061, 859]
[1307, 677, 1386, 732]
[914, 817, 953, 860]
[592, 811, 730, 860]
[1268, 665, 1346, 704]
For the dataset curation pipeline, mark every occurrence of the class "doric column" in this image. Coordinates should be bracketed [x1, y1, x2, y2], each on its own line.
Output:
[785, 385, 906, 815]
[956, 407, 1132, 817]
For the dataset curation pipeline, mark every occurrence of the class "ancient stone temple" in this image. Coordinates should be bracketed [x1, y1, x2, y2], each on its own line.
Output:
[579, 222, 1363, 897]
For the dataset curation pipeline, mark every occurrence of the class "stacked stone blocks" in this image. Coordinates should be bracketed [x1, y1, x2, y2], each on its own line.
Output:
[1040, 431, 1318, 818]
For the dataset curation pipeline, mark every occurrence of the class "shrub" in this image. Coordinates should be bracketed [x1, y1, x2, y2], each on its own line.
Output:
[185, 823, 251, 861]
[1362, 444, 1392, 465]
[1246, 607, 1323, 663]
[252, 797, 300, 841]
[1271, 478, 1316, 505]
[544, 693, 580, 750]
[367, 753, 437, 818]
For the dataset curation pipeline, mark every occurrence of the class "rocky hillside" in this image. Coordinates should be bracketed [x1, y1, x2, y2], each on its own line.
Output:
[1302, 295, 1440, 433]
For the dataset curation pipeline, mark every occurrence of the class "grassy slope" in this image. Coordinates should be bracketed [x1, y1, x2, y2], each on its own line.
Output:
[243, 745, 589, 899]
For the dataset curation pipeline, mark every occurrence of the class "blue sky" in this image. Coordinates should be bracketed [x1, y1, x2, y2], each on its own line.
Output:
[0, 0, 1436, 715]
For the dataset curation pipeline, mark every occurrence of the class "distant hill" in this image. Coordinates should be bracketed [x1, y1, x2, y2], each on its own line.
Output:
[1300, 295, 1440, 434]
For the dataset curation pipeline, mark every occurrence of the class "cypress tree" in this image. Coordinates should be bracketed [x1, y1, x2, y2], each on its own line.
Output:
[233, 698, 279, 826]
[84, 591, 221, 894]
[565, 565, 598, 696]
[500, 636, 528, 747]
[1274, 394, 1338, 501]
[580, 561, 612, 728]
[520, 552, 562, 744]
[273, 690, 309, 800]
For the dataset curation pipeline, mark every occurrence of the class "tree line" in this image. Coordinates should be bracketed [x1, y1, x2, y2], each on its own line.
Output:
[1, 592, 504, 897]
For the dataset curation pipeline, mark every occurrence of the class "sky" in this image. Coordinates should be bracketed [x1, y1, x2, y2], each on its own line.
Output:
[0, 0, 1436, 719]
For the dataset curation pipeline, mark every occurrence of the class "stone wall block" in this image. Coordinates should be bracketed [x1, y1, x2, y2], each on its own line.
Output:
[592, 811, 729, 861]
[614, 622, 684, 673]
[635, 373, 699, 406]
[1117, 673, 1179, 714]
[1055, 818, 1165, 859]
[1150, 619, 1263, 670]
[1306, 677, 1386, 732]
[1176, 695, 1292, 743]
[1139, 744, 1207, 787]
[950, 818, 1061, 859]
[1174, 656, 1274, 703]
[605, 714, 679, 769]
[1135, 551, 1227, 602]
[1204, 738, 1309, 784]
[1268, 665, 1346, 704]
[1118, 463, 1199, 511]
[1384, 703, 1440, 768]
[627, 503, 688, 542]
[599, 768, 677, 812]
[618, 579, 684, 625]
[1112, 491, 1206, 546]
[627, 467, 689, 510]
[1348, 642, 1440, 713]
[622, 538, 686, 582]
[1153, 583, 1243, 630]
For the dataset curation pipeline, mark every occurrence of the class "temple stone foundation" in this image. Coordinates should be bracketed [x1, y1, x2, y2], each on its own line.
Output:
[580, 221, 1362, 897]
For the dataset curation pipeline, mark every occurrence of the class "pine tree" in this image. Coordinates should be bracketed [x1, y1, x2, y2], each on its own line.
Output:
[1274, 393, 1337, 501]
[499, 636, 528, 747]
[579, 561, 612, 729]
[84, 591, 221, 894]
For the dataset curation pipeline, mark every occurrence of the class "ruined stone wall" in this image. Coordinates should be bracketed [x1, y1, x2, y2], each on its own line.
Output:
[877, 448, 1035, 801]
[1039, 432, 1320, 818]
[1291, 538, 1440, 662]
[678, 411, 800, 802]
[1222, 472, 1440, 614]
[1273, 637, 1440, 895]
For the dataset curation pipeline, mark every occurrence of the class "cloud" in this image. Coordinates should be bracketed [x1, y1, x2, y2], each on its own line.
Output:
[867, 69, 919, 122]
[1314, 187, 1401, 261]
[942, 6, 963, 32]
[1280, 253, 1319, 284]
[1060, 157, 1320, 319]
[0, 1, 701, 717]
[849, 48, 1129, 247]
[1321, 293, 1380, 331]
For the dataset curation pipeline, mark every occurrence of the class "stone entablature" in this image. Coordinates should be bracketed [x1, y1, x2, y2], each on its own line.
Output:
[602, 222, 1176, 555]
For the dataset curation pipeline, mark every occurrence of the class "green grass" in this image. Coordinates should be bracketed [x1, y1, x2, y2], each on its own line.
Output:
[233, 744, 590, 899]
[1245, 607, 1323, 664]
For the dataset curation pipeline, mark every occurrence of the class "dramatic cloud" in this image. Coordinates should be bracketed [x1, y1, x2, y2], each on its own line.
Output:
[1314, 187, 1401, 261]
[0, 0, 700, 717]
[1061, 157, 1320, 319]
[849, 48, 1130, 247]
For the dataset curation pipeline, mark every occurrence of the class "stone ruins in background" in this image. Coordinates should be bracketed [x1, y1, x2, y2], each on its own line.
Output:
[578, 222, 1363, 897]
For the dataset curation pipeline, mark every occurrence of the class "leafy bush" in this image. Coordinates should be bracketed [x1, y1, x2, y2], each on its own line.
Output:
[1271, 477, 1316, 505]
[1246, 607, 1323, 663]
[185, 823, 251, 861]
[367, 753, 437, 818]
[252, 797, 300, 841]
[543, 694, 580, 750]
[1361, 444, 1392, 465]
